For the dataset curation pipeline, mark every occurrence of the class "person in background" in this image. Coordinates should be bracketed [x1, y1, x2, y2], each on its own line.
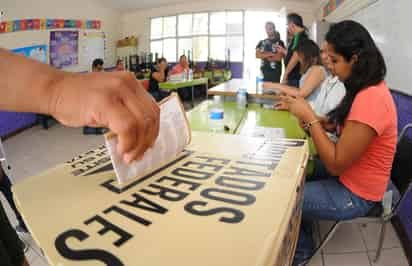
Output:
[84, 58, 107, 135]
[116, 59, 125, 71]
[149, 57, 170, 102]
[276, 21, 397, 265]
[263, 39, 327, 109]
[278, 13, 309, 87]
[0, 47, 160, 266]
[255, 21, 285, 82]
[170, 55, 189, 75]
[91, 58, 104, 72]
[312, 41, 346, 117]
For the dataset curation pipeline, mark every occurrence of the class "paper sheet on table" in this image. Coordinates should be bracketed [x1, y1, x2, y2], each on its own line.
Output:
[105, 94, 191, 184]
[240, 126, 286, 139]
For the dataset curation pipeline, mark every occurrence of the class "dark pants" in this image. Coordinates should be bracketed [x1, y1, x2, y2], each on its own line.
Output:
[261, 68, 281, 83]
[83, 127, 108, 135]
[0, 203, 24, 266]
[150, 90, 170, 102]
[288, 79, 300, 88]
[0, 175, 27, 231]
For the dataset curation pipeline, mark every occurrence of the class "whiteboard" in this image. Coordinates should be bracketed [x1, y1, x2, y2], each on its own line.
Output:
[348, 0, 412, 95]
[80, 31, 106, 72]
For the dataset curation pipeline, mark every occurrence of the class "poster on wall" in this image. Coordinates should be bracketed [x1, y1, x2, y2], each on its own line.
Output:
[50, 31, 79, 69]
[12, 45, 48, 64]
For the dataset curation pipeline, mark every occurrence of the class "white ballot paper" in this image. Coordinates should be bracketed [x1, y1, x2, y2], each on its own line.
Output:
[240, 125, 286, 140]
[105, 94, 191, 184]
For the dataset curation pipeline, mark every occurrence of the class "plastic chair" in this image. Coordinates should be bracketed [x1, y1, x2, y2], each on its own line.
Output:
[303, 123, 412, 265]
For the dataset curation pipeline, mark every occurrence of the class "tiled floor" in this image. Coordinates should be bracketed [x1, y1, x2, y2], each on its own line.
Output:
[0, 124, 409, 266]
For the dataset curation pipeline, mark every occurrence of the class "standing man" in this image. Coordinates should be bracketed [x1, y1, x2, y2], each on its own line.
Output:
[279, 13, 309, 87]
[255, 22, 285, 82]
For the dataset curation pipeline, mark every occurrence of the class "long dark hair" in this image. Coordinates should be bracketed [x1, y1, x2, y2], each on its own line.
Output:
[326, 20, 386, 125]
[296, 39, 321, 74]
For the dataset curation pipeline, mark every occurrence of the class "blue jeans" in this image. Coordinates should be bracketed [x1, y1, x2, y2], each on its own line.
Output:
[293, 160, 376, 265]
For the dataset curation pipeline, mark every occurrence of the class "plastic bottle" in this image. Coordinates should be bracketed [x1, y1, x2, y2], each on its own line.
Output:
[237, 88, 247, 109]
[209, 96, 224, 133]
[188, 68, 193, 81]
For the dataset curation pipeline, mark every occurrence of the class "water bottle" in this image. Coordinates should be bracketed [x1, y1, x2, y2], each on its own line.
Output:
[209, 96, 224, 133]
[188, 69, 193, 80]
[237, 88, 247, 109]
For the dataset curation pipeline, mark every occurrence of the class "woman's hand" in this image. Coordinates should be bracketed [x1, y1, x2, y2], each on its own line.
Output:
[262, 82, 277, 90]
[48, 71, 160, 163]
[274, 101, 289, 110]
[278, 95, 317, 123]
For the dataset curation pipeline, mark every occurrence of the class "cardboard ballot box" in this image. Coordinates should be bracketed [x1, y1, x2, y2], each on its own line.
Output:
[13, 132, 308, 266]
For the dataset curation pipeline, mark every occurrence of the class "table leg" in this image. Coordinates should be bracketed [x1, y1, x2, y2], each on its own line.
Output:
[191, 86, 195, 107]
[206, 82, 209, 100]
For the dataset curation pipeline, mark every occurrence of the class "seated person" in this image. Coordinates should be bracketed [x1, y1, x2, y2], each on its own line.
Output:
[149, 58, 170, 102]
[115, 59, 125, 71]
[277, 21, 397, 265]
[263, 39, 327, 109]
[91, 58, 104, 72]
[312, 41, 346, 117]
[83, 59, 108, 135]
[170, 55, 189, 76]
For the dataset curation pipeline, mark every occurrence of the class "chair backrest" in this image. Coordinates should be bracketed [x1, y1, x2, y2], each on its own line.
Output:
[390, 124, 412, 213]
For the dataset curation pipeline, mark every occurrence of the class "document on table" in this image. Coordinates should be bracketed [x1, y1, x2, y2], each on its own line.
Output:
[240, 126, 286, 140]
[105, 94, 191, 184]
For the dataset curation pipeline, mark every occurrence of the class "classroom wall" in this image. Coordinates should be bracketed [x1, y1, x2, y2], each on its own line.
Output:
[0, 0, 121, 71]
[120, 0, 318, 53]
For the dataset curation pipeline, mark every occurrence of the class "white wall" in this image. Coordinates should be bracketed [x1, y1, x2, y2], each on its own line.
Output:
[314, 0, 378, 22]
[120, 0, 318, 53]
[0, 0, 121, 71]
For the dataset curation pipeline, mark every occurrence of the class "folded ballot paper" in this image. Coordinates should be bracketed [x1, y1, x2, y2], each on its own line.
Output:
[105, 93, 191, 185]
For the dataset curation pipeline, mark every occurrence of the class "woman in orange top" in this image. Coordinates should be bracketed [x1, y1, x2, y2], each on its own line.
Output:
[283, 21, 398, 265]
[170, 55, 189, 75]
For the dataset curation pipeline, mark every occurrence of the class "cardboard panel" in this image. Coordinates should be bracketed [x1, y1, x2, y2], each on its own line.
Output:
[13, 134, 308, 266]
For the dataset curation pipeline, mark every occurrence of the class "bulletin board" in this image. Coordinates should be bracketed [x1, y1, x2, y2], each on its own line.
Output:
[48, 30, 106, 72]
[12, 45, 47, 64]
[50, 31, 79, 69]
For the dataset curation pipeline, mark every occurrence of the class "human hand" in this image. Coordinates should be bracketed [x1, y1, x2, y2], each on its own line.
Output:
[276, 45, 286, 55]
[274, 101, 289, 110]
[278, 95, 317, 123]
[262, 82, 275, 90]
[48, 72, 160, 163]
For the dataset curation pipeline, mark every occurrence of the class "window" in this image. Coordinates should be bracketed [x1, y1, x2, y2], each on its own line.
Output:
[150, 11, 244, 62]
[178, 38, 192, 57]
[193, 13, 208, 35]
[178, 14, 192, 36]
[210, 37, 226, 60]
[210, 12, 226, 35]
[163, 16, 176, 38]
[193, 37, 208, 61]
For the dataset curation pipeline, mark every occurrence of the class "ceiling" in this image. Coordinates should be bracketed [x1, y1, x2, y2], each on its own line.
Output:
[99, 0, 204, 10]
[100, 0, 321, 11]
